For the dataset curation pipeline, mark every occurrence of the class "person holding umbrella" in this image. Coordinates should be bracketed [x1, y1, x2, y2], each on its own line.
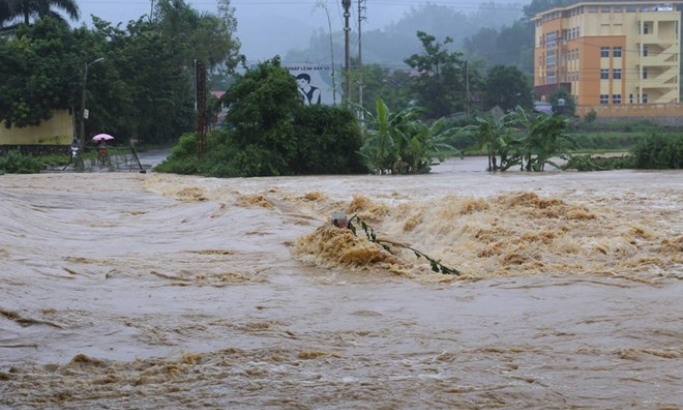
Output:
[92, 133, 114, 167]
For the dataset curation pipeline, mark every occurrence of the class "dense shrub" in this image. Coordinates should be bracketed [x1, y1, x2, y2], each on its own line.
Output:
[156, 57, 367, 178]
[157, 105, 367, 178]
[0, 150, 43, 174]
[570, 133, 643, 151]
[570, 119, 658, 133]
[153, 133, 201, 175]
[564, 154, 634, 171]
[292, 105, 366, 175]
[632, 132, 683, 169]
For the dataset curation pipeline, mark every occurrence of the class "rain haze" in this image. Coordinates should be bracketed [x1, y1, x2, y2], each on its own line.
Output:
[75, 0, 525, 62]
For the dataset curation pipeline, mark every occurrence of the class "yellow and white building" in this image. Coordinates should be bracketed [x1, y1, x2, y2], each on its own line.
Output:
[533, 1, 683, 116]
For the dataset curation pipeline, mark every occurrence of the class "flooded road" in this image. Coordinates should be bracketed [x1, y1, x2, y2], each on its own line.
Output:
[1, 158, 682, 409]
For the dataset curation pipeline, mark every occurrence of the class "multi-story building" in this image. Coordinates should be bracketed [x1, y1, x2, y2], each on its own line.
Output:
[533, 1, 683, 112]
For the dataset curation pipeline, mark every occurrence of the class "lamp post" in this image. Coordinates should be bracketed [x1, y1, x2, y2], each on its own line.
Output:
[342, 0, 351, 106]
[79, 57, 105, 150]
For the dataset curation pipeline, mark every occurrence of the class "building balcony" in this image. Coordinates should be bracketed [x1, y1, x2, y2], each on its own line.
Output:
[636, 33, 679, 44]
[635, 76, 679, 90]
[638, 54, 678, 66]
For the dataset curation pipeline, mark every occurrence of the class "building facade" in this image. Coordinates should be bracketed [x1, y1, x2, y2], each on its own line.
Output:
[533, 1, 683, 109]
[0, 110, 73, 145]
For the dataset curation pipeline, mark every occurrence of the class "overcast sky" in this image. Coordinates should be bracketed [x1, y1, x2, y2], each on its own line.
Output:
[76, 0, 522, 62]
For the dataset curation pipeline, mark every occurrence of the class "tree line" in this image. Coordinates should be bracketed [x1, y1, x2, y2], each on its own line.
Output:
[0, 0, 241, 146]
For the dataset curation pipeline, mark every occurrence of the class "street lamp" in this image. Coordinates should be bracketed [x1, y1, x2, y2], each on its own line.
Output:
[79, 57, 105, 151]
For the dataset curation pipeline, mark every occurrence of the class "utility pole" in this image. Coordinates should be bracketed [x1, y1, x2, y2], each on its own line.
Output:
[195, 60, 207, 159]
[342, 0, 351, 106]
[358, 0, 366, 112]
[465, 60, 470, 116]
[79, 57, 104, 151]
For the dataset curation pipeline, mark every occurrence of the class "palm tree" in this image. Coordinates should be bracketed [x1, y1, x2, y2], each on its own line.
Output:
[1, 0, 79, 26]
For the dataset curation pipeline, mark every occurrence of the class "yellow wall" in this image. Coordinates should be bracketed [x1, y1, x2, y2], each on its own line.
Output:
[0, 110, 73, 145]
[577, 102, 683, 117]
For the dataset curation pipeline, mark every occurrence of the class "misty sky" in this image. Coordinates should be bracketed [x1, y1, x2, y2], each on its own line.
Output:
[76, 0, 524, 63]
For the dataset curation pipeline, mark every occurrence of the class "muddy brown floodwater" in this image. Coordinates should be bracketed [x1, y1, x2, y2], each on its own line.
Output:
[1, 157, 682, 410]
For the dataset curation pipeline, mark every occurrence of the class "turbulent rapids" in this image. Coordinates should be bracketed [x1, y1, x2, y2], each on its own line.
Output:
[1, 159, 682, 409]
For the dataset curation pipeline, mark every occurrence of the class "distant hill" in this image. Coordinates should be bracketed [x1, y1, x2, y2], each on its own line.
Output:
[283, 3, 524, 68]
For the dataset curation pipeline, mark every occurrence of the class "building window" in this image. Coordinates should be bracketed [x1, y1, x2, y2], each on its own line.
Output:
[546, 31, 556, 47]
[600, 94, 609, 104]
[601, 6, 610, 13]
[629, 94, 634, 103]
[642, 46, 648, 56]
[601, 47, 609, 57]
[601, 69, 609, 80]
[613, 47, 622, 58]
[642, 68, 648, 79]
[613, 68, 622, 79]
[547, 52, 556, 66]
[613, 94, 622, 104]
[642, 94, 648, 103]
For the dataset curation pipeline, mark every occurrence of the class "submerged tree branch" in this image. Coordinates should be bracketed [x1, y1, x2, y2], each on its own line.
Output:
[346, 214, 461, 276]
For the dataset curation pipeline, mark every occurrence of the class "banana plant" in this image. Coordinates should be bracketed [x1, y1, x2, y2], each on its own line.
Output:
[508, 106, 576, 171]
[396, 116, 461, 174]
[359, 98, 459, 174]
[458, 113, 516, 172]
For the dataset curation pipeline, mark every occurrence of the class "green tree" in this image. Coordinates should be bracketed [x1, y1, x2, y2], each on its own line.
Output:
[463, 27, 498, 63]
[292, 105, 366, 175]
[484, 65, 533, 112]
[350, 64, 412, 114]
[84, 0, 241, 146]
[463, 21, 535, 75]
[159, 57, 366, 177]
[0, 0, 79, 26]
[154, 0, 241, 72]
[1, 0, 241, 147]
[214, 57, 328, 176]
[404, 31, 467, 119]
[0, 18, 81, 128]
[548, 88, 576, 117]
[523, 0, 571, 20]
[498, 22, 535, 70]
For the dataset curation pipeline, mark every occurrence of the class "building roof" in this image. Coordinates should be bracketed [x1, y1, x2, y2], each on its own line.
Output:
[532, 0, 683, 21]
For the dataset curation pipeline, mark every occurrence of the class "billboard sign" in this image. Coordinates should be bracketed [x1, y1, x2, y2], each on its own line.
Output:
[283, 63, 338, 106]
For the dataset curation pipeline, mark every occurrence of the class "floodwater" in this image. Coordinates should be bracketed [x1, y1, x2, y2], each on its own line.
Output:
[1, 158, 682, 409]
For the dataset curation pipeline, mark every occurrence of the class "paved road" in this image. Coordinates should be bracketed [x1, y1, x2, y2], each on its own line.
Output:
[136, 148, 170, 170]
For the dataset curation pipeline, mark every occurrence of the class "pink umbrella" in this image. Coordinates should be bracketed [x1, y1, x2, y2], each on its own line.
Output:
[92, 133, 114, 141]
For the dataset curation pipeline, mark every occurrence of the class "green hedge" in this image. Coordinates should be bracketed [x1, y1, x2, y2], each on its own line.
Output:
[632, 133, 683, 169]
[0, 150, 44, 174]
